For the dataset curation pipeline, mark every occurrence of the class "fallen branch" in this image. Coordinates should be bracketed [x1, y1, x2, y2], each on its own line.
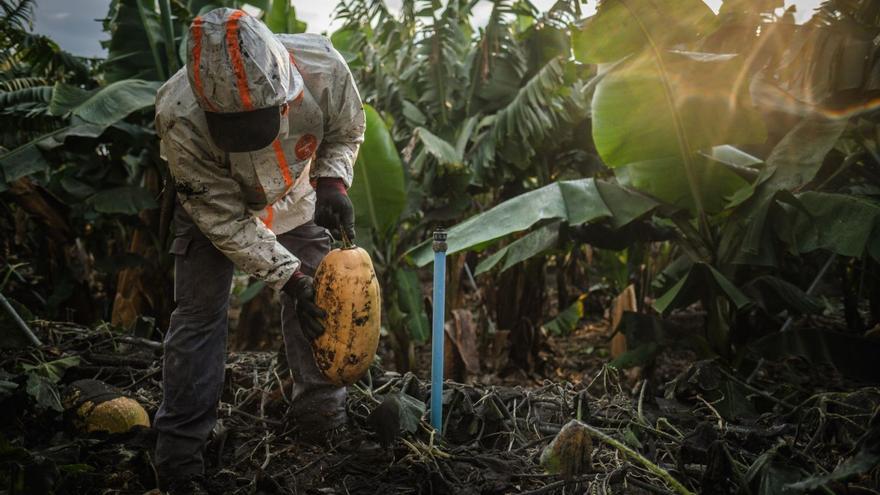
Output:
[574, 420, 695, 495]
[116, 336, 163, 351]
[518, 474, 595, 495]
[85, 352, 154, 369]
[0, 291, 41, 346]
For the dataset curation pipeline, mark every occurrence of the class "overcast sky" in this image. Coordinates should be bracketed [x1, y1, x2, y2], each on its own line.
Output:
[33, 0, 823, 59]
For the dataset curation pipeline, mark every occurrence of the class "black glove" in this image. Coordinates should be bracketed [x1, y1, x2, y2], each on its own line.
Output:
[315, 177, 355, 242]
[282, 272, 326, 341]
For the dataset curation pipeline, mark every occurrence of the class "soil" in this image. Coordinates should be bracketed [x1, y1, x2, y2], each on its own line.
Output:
[0, 319, 878, 494]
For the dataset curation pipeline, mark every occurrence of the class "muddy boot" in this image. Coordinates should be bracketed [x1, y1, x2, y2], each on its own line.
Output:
[291, 421, 351, 447]
[286, 408, 348, 445]
[285, 384, 348, 445]
[156, 474, 210, 495]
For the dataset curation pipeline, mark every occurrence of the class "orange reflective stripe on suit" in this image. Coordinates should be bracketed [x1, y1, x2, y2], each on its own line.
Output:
[225, 10, 254, 110]
[190, 17, 217, 112]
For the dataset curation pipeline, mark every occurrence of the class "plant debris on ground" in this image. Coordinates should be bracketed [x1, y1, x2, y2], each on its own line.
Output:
[1, 321, 878, 494]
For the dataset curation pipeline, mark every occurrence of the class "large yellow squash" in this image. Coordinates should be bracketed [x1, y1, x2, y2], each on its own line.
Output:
[63, 379, 150, 434]
[312, 246, 381, 386]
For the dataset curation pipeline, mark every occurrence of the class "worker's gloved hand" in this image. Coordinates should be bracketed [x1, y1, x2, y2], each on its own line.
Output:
[315, 177, 355, 242]
[282, 272, 326, 341]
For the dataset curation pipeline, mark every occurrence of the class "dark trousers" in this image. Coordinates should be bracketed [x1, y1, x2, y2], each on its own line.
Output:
[154, 206, 346, 479]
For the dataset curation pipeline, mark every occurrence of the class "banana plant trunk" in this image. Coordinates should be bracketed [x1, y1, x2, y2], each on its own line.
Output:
[110, 167, 173, 331]
[495, 257, 546, 372]
[705, 294, 731, 360]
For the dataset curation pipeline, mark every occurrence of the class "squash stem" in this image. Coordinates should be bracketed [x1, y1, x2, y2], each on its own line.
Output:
[340, 225, 354, 249]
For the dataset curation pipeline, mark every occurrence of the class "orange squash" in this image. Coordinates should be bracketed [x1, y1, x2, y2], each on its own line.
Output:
[63, 379, 150, 434]
[312, 246, 381, 385]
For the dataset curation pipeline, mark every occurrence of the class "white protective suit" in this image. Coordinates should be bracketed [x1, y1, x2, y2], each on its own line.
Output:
[155, 31, 365, 291]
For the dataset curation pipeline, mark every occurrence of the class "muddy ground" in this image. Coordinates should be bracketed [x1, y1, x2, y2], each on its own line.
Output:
[0, 318, 878, 494]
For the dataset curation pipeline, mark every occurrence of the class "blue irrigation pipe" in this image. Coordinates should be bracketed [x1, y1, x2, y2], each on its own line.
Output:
[430, 228, 448, 432]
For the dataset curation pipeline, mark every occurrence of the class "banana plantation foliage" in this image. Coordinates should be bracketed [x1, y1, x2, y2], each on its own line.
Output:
[2, 0, 880, 493]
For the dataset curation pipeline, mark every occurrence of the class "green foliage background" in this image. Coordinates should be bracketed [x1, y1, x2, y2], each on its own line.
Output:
[1, 0, 880, 377]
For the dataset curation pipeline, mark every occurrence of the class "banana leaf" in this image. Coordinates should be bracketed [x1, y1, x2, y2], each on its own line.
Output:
[348, 105, 407, 238]
[542, 294, 586, 336]
[654, 262, 750, 315]
[719, 115, 849, 266]
[474, 220, 561, 276]
[782, 191, 880, 260]
[417, 127, 462, 166]
[591, 51, 766, 214]
[406, 178, 658, 267]
[103, 0, 172, 82]
[264, 0, 306, 34]
[49, 80, 161, 128]
[91, 186, 158, 214]
[572, 0, 717, 64]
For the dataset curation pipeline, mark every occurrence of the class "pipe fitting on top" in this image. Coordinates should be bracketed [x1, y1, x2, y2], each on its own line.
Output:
[433, 228, 448, 253]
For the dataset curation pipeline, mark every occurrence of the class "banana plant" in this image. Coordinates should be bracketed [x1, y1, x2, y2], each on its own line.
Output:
[0, 79, 162, 190]
[349, 104, 429, 371]
[334, 0, 593, 208]
[333, 1, 606, 369]
[0, 0, 192, 324]
[573, 0, 766, 355]
[427, 0, 880, 364]
[0, 0, 92, 149]
[0, 77, 165, 321]
[569, 0, 880, 358]
[103, 0, 176, 82]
